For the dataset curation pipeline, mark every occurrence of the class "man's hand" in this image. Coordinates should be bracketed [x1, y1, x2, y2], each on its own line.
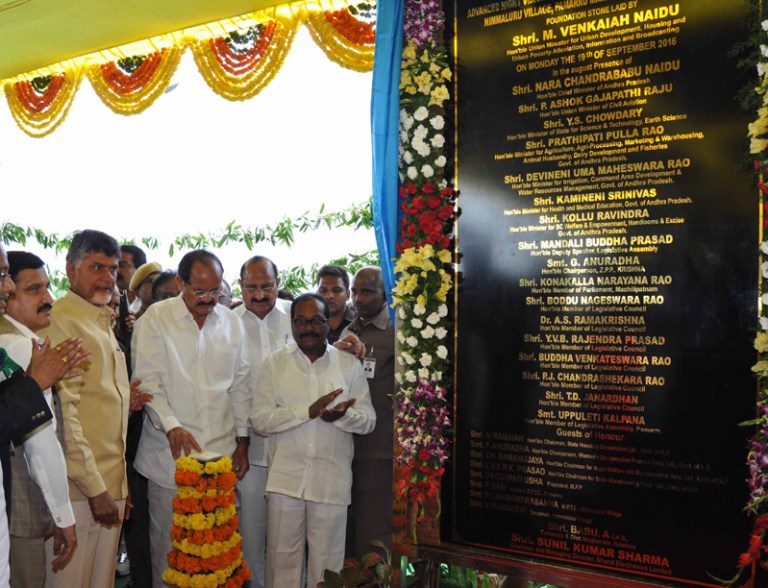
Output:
[87, 490, 120, 526]
[167, 427, 202, 460]
[320, 398, 356, 422]
[334, 334, 366, 359]
[231, 441, 250, 480]
[129, 378, 153, 411]
[26, 337, 90, 391]
[308, 389, 343, 419]
[50, 524, 77, 572]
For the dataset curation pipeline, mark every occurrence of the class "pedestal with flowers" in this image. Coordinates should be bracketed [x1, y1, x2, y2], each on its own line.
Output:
[163, 455, 251, 588]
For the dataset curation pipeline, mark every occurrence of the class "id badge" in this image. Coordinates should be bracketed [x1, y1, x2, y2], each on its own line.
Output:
[363, 356, 376, 379]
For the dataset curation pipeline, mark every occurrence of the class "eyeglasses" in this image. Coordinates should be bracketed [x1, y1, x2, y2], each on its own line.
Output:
[292, 317, 327, 328]
[189, 288, 221, 300]
[242, 285, 276, 295]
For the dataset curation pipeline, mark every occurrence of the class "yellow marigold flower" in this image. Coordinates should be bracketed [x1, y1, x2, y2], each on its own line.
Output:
[755, 332, 768, 353]
[404, 84, 418, 95]
[437, 249, 452, 263]
[429, 84, 450, 106]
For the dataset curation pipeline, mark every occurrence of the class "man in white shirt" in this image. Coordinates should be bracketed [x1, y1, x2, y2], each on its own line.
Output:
[251, 293, 376, 588]
[233, 256, 292, 588]
[0, 251, 80, 587]
[132, 249, 251, 588]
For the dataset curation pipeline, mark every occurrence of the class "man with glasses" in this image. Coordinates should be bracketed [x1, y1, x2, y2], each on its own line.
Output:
[132, 249, 251, 588]
[40, 229, 132, 588]
[233, 255, 291, 588]
[250, 293, 375, 588]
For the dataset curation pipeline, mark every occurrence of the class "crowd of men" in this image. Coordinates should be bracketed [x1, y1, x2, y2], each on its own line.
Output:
[0, 228, 395, 588]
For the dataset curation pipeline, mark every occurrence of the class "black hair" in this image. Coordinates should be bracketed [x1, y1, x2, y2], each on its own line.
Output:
[178, 250, 223, 283]
[7, 251, 44, 281]
[291, 293, 330, 319]
[315, 264, 350, 289]
[66, 229, 120, 266]
[120, 244, 147, 267]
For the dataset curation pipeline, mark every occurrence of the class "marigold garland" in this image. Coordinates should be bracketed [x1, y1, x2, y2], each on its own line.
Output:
[166, 455, 249, 588]
[5, 69, 83, 137]
[190, 20, 295, 101]
[305, 8, 375, 72]
[87, 45, 183, 115]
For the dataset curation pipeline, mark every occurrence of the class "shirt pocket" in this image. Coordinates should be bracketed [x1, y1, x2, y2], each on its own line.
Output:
[208, 343, 239, 387]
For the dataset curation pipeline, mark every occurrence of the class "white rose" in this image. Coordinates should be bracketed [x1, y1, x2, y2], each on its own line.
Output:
[422, 326, 435, 339]
[395, 372, 403, 384]
[762, 241, 768, 255]
[405, 370, 417, 383]
[411, 318, 424, 329]
[420, 353, 432, 367]
[761, 316, 768, 331]
[435, 155, 447, 167]
[403, 150, 414, 164]
[426, 312, 440, 325]
[414, 303, 426, 315]
[397, 330, 406, 343]
[400, 130, 408, 143]
[407, 166, 418, 180]
[762, 261, 768, 279]
[418, 367, 430, 379]
[414, 106, 429, 121]
[430, 115, 445, 130]
[401, 352, 415, 365]
[433, 371, 442, 381]
[398, 306, 407, 320]
[437, 345, 448, 359]
[422, 164, 434, 178]
[398, 171, 404, 182]
[414, 124, 428, 139]
[414, 141, 431, 157]
[438, 304, 448, 317]
[431, 134, 445, 148]
[406, 336, 418, 348]
[762, 293, 768, 306]
[435, 327, 448, 339]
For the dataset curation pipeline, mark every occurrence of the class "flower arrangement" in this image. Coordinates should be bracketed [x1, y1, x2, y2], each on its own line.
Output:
[392, 0, 455, 544]
[164, 455, 251, 588]
[722, 14, 768, 587]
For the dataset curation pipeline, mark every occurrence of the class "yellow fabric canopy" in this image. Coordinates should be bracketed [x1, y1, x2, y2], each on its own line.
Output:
[0, 0, 374, 136]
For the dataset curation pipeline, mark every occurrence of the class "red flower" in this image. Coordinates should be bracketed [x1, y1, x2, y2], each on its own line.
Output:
[426, 196, 441, 209]
[418, 448, 431, 461]
[412, 196, 425, 211]
[438, 205, 454, 220]
[396, 242, 403, 254]
[399, 185, 408, 198]
[406, 224, 417, 237]
[407, 182, 417, 194]
[422, 182, 435, 194]
[440, 236, 451, 248]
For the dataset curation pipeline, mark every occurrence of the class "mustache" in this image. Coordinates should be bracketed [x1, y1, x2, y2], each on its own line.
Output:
[197, 300, 216, 307]
[37, 303, 53, 313]
[250, 297, 268, 304]
[299, 333, 320, 339]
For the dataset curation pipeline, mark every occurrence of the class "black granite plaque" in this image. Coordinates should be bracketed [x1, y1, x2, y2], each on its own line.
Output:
[453, 0, 757, 585]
